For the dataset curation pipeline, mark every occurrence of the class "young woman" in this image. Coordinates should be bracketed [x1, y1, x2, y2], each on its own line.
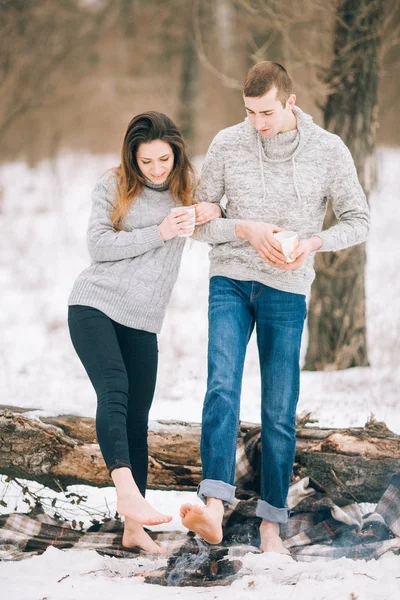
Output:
[68, 112, 220, 553]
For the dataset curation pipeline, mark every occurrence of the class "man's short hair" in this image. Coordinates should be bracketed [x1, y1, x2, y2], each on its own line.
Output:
[243, 61, 293, 107]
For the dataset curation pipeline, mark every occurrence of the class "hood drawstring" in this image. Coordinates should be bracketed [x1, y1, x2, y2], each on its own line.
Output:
[257, 133, 303, 207]
[258, 135, 267, 202]
[292, 156, 303, 206]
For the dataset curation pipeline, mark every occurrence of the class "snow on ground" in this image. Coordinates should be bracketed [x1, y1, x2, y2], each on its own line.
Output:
[1, 546, 400, 600]
[0, 148, 400, 598]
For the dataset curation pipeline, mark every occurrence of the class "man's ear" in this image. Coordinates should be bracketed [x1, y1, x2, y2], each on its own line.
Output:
[287, 94, 296, 110]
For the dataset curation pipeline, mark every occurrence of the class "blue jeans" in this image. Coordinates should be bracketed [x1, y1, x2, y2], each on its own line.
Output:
[199, 276, 306, 523]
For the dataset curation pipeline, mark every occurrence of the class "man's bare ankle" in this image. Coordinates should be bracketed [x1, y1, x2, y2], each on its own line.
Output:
[206, 497, 224, 512]
[260, 519, 280, 532]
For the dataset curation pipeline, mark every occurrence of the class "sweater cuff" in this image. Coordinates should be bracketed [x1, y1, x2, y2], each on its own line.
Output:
[314, 230, 335, 252]
[219, 218, 240, 241]
[142, 224, 165, 247]
[193, 218, 240, 243]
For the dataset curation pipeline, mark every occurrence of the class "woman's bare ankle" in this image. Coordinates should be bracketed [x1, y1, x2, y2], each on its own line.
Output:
[124, 516, 141, 531]
[122, 520, 167, 553]
[111, 467, 139, 496]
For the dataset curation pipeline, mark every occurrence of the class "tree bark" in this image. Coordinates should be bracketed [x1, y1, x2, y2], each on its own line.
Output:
[177, 13, 198, 147]
[1, 407, 399, 502]
[305, 0, 384, 370]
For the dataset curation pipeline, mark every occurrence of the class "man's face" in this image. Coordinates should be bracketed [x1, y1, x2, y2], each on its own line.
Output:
[244, 87, 296, 138]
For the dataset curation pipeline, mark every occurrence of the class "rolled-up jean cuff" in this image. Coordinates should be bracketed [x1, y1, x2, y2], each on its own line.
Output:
[107, 460, 132, 477]
[197, 479, 236, 506]
[256, 499, 289, 524]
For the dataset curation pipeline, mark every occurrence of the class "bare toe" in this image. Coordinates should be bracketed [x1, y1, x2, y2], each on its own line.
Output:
[180, 503, 193, 518]
[117, 493, 172, 525]
[146, 514, 172, 526]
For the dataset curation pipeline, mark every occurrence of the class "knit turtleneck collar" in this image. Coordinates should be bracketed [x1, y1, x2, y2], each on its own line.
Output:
[245, 105, 313, 163]
[144, 177, 169, 192]
[261, 128, 300, 161]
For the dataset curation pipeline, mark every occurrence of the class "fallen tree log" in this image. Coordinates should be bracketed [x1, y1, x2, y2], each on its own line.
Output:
[0, 406, 399, 502]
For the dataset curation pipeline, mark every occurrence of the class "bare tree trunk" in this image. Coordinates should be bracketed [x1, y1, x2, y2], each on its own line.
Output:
[177, 13, 198, 147]
[214, 0, 235, 73]
[305, 0, 383, 370]
[1, 407, 399, 502]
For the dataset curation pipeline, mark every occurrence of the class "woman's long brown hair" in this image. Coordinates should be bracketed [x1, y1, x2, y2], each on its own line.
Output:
[112, 111, 196, 230]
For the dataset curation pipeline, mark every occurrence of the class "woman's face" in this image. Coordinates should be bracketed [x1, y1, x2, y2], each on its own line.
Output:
[136, 139, 174, 184]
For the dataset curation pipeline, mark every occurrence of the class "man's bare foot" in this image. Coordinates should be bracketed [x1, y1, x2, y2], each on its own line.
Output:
[117, 493, 172, 526]
[180, 499, 224, 544]
[122, 517, 167, 554]
[259, 520, 290, 554]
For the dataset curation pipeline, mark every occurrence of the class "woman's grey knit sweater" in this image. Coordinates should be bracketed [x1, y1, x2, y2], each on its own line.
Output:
[194, 106, 370, 296]
[68, 171, 185, 333]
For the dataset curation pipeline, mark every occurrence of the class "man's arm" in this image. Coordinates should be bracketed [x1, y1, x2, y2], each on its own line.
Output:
[193, 134, 288, 264]
[282, 139, 370, 271]
[314, 139, 370, 252]
[193, 136, 240, 244]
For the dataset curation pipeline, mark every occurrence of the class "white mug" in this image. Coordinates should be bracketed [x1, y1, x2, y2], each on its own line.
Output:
[273, 230, 298, 263]
[170, 205, 196, 237]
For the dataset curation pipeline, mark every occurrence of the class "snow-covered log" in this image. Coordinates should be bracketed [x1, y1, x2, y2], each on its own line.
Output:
[1, 406, 399, 502]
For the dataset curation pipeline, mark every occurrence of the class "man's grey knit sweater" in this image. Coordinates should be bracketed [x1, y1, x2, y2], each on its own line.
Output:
[68, 171, 185, 333]
[194, 106, 370, 296]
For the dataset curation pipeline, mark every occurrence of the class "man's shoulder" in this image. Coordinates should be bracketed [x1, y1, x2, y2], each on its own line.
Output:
[309, 123, 347, 153]
[306, 124, 355, 174]
[211, 121, 249, 148]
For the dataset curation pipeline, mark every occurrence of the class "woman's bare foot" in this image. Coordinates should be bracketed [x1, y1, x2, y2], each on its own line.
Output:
[117, 493, 172, 526]
[122, 517, 167, 554]
[111, 467, 172, 526]
[259, 520, 290, 554]
[180, 498, 224, 544]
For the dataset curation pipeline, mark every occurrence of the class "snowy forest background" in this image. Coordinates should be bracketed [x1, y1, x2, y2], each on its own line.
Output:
[1, 0, 399, 430]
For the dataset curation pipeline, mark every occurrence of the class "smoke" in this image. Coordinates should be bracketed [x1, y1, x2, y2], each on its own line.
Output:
[166, 537, 211, 586]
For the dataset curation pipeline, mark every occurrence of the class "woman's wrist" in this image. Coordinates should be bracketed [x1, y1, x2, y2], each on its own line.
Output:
[157, 223, 167, 241]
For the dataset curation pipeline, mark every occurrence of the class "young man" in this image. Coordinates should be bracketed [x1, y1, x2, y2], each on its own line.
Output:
[182, 61, 370, 553]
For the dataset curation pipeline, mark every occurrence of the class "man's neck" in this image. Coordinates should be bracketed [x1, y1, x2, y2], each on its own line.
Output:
[279, 110, 297, 134]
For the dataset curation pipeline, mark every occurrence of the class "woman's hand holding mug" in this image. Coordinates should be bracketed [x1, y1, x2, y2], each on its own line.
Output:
[158, 207, 195, 240]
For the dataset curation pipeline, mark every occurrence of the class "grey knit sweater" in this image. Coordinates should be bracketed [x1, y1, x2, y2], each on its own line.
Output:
[194, 106, 370, 295]
[68, 171, 185, 333]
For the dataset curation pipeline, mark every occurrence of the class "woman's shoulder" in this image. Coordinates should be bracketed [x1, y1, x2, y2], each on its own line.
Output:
[91, 168, 120, 208]
[96, 168, 120, 190]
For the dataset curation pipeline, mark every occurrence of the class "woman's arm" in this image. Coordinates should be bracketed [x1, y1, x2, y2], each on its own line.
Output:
[87, 177, 165, 262]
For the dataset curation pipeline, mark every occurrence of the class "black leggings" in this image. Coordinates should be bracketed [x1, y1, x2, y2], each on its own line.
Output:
[68, 305, 158, 496]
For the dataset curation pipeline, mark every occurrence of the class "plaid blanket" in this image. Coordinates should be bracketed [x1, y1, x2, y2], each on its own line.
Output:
[1, 427, 400, 585]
